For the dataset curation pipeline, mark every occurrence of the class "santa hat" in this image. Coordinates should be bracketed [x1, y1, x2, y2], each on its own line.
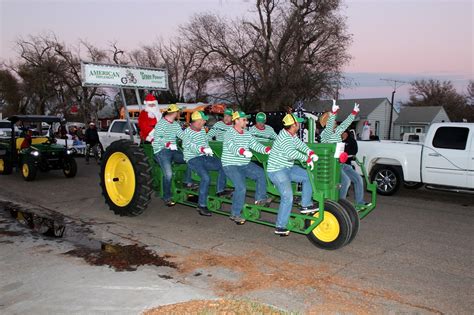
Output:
[144, 93, 158, 106]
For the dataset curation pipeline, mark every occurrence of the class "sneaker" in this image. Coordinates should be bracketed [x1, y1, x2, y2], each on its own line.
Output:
[165, 200, 176, 207]
[299, 205, 318, 214]
[216, 189, 233, 197]
[255, 197, 273, 207]
[186, 183, 199, 190]
[229, 215, 246, 225]
[274, 227, 290, 236]
[197, 206, 212, 216]
[356, 202, 372, 208]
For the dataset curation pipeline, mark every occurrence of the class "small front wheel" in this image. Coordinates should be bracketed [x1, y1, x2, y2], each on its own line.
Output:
[63, 158, 77, 178]
[305, 201, 353, 250]
[21, 160, 37, 181]
[0, 155, 13, 175]
[337, 198, 360, 244]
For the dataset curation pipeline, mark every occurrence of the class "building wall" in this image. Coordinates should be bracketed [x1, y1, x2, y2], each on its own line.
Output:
[365, 99, 398, 140]
[393, 108, 450, 140]
[432, 108, 451, 123]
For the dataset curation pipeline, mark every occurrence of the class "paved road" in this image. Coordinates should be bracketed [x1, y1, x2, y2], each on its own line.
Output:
[0, 158, 473, 314]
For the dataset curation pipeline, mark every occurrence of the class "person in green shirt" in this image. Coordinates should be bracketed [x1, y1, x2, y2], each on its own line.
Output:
[222, 111, 272, 225]
[319, 101, 369, 207]
[319, 100, 359, 144]
[207, 108, 234, 141]
[182, 111, 232, 216]
[249, 112, 277, 142]
[267, 113, 319, 236]
[153, 104, 195, 207]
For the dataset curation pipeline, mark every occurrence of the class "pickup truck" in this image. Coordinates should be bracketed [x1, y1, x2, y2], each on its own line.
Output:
[357, 123, 474, 195]
[98, 119, 140, 150]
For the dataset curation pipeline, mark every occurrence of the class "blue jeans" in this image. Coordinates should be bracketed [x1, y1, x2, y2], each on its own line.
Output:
[187, 155, 227, 207]
[154, 149, 191, 201]
[223, 162, 268, 217]
[340, 163, 365, 205]
[268, 166, 313, 228]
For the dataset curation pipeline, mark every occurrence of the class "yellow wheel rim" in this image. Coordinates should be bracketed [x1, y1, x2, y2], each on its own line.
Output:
[0, 159, 4, 172]
[22, 163, 29, 177]
[311, 211, 340, 243]
[104, 152, 135, 207]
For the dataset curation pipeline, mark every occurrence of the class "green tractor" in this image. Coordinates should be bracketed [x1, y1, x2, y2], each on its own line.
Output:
[0, 115, 77, 181]
[99, 117, 377, 250]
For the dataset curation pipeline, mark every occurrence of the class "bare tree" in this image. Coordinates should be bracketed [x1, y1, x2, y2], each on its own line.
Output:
[467, 80, 474, 106]
[181, 0, 351, 111]
[402, 79, 474, 122]
[130, 39, 207, 103]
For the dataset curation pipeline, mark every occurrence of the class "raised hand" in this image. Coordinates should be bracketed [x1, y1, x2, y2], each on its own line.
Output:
[332, 99, 340, 114]
[353, 102, 360, 114]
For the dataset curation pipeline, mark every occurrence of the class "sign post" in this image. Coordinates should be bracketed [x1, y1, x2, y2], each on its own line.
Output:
[81, 62, 168, 143]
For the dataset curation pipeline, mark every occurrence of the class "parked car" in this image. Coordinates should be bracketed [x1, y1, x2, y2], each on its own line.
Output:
[98, 119, 140, 150]
[0, 120, 20, 138]
[357, 123, 474, 195]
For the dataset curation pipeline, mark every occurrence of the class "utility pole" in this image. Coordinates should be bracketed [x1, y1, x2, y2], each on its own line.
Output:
[380, 78, 408, 140]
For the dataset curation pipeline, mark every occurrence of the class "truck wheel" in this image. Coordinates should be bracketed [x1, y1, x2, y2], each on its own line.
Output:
[403, 181, 423, 189]
[337, 198, 360, 244]
[63, 158, 77, 178]
[305, 201, 353, 250]
[100, 140, 153, 216]
[0, 155, 12, 175]
[21, 160, 37, 181]
[370, 165, 401, 196]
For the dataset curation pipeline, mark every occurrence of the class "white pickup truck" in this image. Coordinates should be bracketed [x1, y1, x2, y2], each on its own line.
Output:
[357, 123, 474, 195]
[98, 119, 140, 150]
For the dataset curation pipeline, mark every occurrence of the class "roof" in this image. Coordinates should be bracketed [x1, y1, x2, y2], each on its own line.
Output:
[394, 106, 445, 125]
[303, 98, 389, 119]
[7, 115, 63, 124]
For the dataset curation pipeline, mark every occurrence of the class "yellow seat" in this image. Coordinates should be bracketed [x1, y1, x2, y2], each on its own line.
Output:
[16, 137, 49, 150]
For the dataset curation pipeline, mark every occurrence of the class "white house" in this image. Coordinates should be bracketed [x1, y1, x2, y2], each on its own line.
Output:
[304, 98, 398, 140]
[392, 106, 450, 140]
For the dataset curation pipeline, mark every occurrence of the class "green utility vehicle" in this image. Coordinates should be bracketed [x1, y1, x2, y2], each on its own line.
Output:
[0, 115, 77, 181]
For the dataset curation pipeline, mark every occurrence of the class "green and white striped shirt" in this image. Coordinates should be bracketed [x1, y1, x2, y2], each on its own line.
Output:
[207, 121, 233, 141]
[320, 113, 355, 144]
[152, 118, 184, 153]
[182, 127, 209, 162]
[221, 127, 268, 167]
[249, 124, 277, 142]
[267, 129, 312, 172]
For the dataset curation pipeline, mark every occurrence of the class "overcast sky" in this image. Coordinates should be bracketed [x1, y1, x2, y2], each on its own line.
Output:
[1, 0, 472, 103]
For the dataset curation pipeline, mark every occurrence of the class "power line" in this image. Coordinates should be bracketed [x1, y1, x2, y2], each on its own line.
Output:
[380, 78, 409, 140]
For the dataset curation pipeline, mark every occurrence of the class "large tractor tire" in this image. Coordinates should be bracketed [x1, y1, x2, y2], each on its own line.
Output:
[100, 140, 153, 217]
[370, 165, 401, 196]
[305, 201, 353, 250]
[0, 155, 13, 175]
[337, 198, 360, 244]
[63, 157, 77, 178]
[21, 159, 37, 181]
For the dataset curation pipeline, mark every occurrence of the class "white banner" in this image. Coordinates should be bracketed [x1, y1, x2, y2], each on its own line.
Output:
[81, 62, 168, 90]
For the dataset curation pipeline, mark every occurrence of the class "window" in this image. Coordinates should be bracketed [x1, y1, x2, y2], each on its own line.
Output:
[432, 127, 469, 150]
[110, 121, 126, 133]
